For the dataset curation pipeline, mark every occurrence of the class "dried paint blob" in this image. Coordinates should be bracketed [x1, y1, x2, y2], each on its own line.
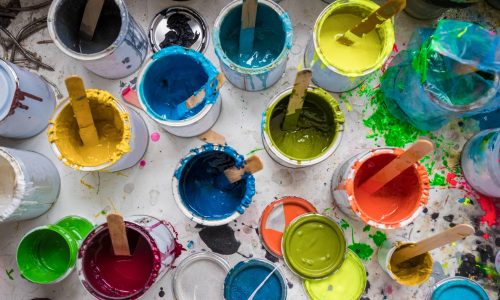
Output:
[431, 277, 489, 300]
[151, 132, 160, 142]
[389, 243, 433, 286]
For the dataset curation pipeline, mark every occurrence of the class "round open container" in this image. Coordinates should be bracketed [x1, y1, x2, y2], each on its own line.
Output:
[426, 276, 489, 300]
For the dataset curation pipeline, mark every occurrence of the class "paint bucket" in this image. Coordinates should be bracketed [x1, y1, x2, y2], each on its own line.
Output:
[282, 213, 346, 279]
[77, 215, 178, 299]
[47, 89, 148, 172]
[259, 196, 317, 257]
[461, 128, 500, 197]
[404, 0, 447, 19]
[331, 147, 430, 229]
[0, 147, 60, 223]
[213, 0, 293, 91]
[426, 276, 489, 300]
[47, 0, 148, 79]
[0, 58, 56, 139]
[172, 144, 256, 226]
[173, 252, 230, 300]
[224, 259, 287, 300]
[304, 249, 367, 300]
[138, 46, 222, 137]
[262, 86, 345, 168]
[304, 0, 395, 92]
[16, 216, 94, 284]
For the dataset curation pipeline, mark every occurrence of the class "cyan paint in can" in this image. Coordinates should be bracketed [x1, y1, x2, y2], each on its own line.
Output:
[427, 276, 489, 300]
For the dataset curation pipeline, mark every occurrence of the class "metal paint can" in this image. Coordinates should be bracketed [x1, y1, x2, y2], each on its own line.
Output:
[426, 276, 489, 300]
[47, 0, 148, 79]
[404, 0, 447, 19]
[0, 59, 56, 139]
[0, 147, 60, 223]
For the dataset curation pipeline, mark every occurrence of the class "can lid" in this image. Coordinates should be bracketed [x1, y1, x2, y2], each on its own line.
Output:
[0, 60, 16, 121]
[149, 6, 209, 53]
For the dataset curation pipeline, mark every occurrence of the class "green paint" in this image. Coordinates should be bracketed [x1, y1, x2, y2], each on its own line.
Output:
[5, 269, 13, 280]
[245, 148, 264, 156]
[362, 225, 371, 232]
[348, 243, 374, 261]
[340, 219, 350, 230]
[431, 173, 447, 187]
[369, 231, 387, 247]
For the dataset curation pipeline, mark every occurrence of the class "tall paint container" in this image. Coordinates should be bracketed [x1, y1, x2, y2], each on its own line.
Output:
[426, 276, 489, 300]
[47, 0, 148, 79]
[0, 147, 60, 223]
[0, 59, 56, 139]
[213, 0, 293, 91]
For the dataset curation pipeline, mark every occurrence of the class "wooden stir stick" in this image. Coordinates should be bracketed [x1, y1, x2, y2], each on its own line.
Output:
[224, 155, 264, 184]
[107, 212, 131, 256]
[80, 0, 106, 40]
[281, 69, 313, 131]
[239, 0, 258, 53]
[176, 73, 226, 115]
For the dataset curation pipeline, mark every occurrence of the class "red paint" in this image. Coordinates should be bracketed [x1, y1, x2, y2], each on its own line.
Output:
[477, 194, 497, 226]
[482, 233, 490, 239]
[446, 173, 458, 187]
[139, 160, 146, 168]
[163, 222, 185, 258]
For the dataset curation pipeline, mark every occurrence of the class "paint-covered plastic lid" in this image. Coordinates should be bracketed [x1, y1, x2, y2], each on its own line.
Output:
[0, 59, 16, 121]
[149, 6, 209, 53]
[431, 277, 489, 300]
[259, 196, 317, 257]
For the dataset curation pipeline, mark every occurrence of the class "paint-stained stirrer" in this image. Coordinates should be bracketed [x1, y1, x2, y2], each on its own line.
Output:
[107, 212, 131, 256]
[80, 0, 105, 40]
[215, 155, 264, 189]
[282, 69, 313, 131]
[240, 0, 258, 53]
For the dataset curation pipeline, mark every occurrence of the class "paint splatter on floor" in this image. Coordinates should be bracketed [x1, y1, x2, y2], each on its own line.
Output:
[139, 160, 146, 169]
[151, 132, 160, 142]
[158, 287, 165, 297]
[245, 148, 264, 156]
[340, 219, 350, 230]
[369, 231, 387, 247]
[349, 243, 374, 261]
[80, 178, 94, 189]
[186, 240, 194, 249]
[198, 224, 241, 255]
[5, 268, 13, 280]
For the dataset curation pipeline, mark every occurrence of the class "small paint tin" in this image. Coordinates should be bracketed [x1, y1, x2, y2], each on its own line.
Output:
[282, 213, 346, 279]
[224, 259, 287, 300]
[262, 86, 345, 168]
[213, 0, 293, 91]
[47, 0, 148, 79]
[138, 46, 222, 137]
[304, 0, 395, 92]
[77, 215, 178, 300]
[16, 215, 94, 284]
[0, 147, 60, 223]
[259, 196, 317, 257]
[172, 144, 255, 226]
[426, 276, 489, 300]
[173, 252, 230, 300]
[0, 58, 56, 139]
[331, 147, 430, 229]
[404, 0, 447, 19]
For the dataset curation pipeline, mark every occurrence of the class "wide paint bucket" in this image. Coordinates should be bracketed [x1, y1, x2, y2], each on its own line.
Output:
[262, 86, 344, 168]
[172, 144, 256, 226]
[404, 0, 447, 19]
[304, 249, 367, 300]
[0, 58, 56, 139]
[304, 0, 395, 92]
[461, 128, 500, 197]
[282, 213, 346, 279]
[331, 147, 430, 229]
[138, 46, 222, 137]
[426, 276, 489, 300]
[0, 147, 60, 223]
[47, 89, 148, 172]
[213, 0, 293, 91]
[224, 259, 287, 300]
[77, 215, 178, 299]
[16, 216, 94, 284]
[47, 0, 148, 79]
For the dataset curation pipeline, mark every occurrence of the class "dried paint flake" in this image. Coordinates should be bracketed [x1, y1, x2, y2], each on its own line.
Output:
[5, 269, 13, 280]
[369, 231, 387, 247]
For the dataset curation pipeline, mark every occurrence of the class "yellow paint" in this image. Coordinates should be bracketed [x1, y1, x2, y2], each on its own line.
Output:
[389, 243, 433, 286]
[80, 178, 94, 189]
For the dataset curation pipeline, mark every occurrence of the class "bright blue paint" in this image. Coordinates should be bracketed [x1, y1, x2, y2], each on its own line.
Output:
[470, 109, 500, 130]
[432, 278, 488, 300]
[239, 27, 255, 55]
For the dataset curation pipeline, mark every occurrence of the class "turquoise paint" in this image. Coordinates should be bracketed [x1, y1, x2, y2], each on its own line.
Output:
[239, 27, 255, 54]
[432, 278, 488, 300]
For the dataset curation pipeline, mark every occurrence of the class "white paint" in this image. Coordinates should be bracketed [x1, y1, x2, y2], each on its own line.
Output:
[0, 153, 16, 214]
[175, 257, 228, 300]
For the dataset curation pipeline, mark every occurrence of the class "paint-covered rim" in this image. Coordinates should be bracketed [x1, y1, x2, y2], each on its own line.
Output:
[384, 241, 433, 286]
[0, 148, 25, 222]
[0, 59, 18, 121]
[426, 276, 489, 300]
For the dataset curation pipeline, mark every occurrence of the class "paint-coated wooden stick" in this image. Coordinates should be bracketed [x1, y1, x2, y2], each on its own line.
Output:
[224, 155, 263, 184]
[185, 73, 225, 109]
[198, 130, 227, 145]
[121, 86, 142, 109]
[360, 139, 433, 194]
[282, 69, 313, 131]
[107, 213, 131, 256]
[80, 0, 105, 40]
[391, 224, 475, 265]
[239, 0, 258, 53]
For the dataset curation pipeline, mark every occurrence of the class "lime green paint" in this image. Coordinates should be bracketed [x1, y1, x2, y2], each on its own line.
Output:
[55, 215, 94, 243]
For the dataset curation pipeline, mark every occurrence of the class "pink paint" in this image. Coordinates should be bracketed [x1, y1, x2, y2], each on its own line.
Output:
[477, 194, 497, 226]
[151, 132, 160, 142]
[164, 222, 185, 258]
[139, 160, 146, 169]
[482, 233, 490, 239]
[446, 173, 458, 188]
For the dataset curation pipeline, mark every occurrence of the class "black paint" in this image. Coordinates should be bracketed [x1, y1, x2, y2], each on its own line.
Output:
[476, 244, 494, 263]
[495, 237, 500, 247]
[365, 280, 371, 293]
[286, 280, 294, 289]
[431, 212, 439, 220]
[198, 224, 241, 255]
[443, 215, 454, 222]
[422, 207, 428, 214]
[159, 287, 165, 298]
[160, 13, 200, 49]
[265, 250, 279, 263]
[456, 253, 483, 279]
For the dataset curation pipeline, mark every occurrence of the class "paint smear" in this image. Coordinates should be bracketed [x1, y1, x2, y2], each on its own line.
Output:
[369, 231, 387, 247]
[151, 132, 160, 142]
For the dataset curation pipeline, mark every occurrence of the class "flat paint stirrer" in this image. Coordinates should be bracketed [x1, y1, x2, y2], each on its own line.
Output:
[281, 69, 313, 131]
[240, 0, 258, 54]
[80, 0, 106, 40]
[107, 212, 131, 256]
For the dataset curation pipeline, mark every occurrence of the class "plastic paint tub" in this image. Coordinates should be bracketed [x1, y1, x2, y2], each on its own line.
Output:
[224, 259, 287, 300]
[77, 215, 178, 300]
[213, 0, 293, 91]
[0, 58, 56, 139]
[404, 0, 447, 19]
[262, 86, 345, 168]
[304, 249, 367, 300]
[304, 0, 395, 92]
[47, 89, 148, 172]
[47, 0, 147, 79]
[331, 147, 430, 229]
[427, 276, 489, 300]
[173, 144, 256, 226]
[461, 128, 500, 197]
[282, 213, 346, 279]
[138, 46, 222, 137]
[16, 216, 94, 284]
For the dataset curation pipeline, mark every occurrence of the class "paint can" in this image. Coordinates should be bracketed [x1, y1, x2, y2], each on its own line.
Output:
[403, 0, 447, 19]
[0, 58, 56, 139]
[47, 0, 148, 79]
[16, 216, 94, 284]
[213, 0, 293, 91]
[47, 89, 148, 172]
[461, 128, 500, 197]
[77, 215, 178, 299]
[224, 259, 287, 300]
[426, 276, 489, 300]
[0, 147, 60, 223]
[331, 147, 430, 229]
[262, 86, 345, 168]
[138, 46, 222, 137]
[282, 213, 346, 279]
[304, 0, 395, 92]
[172, 144, 256, 226]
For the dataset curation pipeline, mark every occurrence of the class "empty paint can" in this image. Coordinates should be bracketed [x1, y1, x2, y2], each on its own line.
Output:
[138, 46, 222, 137]
[77, 215, 178, 299]
[0, 147, 60, 223]
[47, 0, 148, 79]
[304, 0, 395, 92]
[331, 147, 430, 229]
[0, 59, 56, 139]
[213, 0, 293, 91]
[262, 86, 344, 168]
[427, 276, 489, 300]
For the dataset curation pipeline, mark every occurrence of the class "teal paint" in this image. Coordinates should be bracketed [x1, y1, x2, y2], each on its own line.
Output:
[432, 278, 488, 300]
